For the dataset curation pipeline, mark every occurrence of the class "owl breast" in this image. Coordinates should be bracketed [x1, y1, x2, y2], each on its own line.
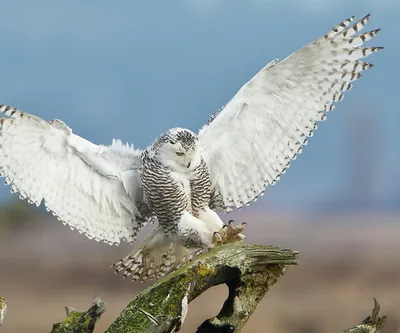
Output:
[170, 171, 192, 206]
[141, 154, 190, 233]
[141, 153, 213, 232]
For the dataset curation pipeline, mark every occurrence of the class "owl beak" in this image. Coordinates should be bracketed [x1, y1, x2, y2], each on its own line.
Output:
[187, 161, 191, 168]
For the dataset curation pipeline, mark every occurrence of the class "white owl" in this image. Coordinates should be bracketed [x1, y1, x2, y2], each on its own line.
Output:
[0, 15, 382, 281]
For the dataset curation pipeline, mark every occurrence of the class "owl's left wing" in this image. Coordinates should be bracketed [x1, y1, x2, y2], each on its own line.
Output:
[198, 14, 382, 212]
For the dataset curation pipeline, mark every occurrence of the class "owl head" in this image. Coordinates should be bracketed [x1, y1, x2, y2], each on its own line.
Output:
[150, 128, 201, 173]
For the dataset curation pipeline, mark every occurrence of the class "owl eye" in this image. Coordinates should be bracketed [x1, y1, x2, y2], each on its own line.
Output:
[176, 152, 184, 156]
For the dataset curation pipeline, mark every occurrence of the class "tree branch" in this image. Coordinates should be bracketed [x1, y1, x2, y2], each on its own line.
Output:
[47, 294, 388, 333]
[105, 242, 298, 333]
[50, 297, 107, 333]
[2, 243, 389, 333]
[342, 298, 387, 333]
[0, 296, 6, 327]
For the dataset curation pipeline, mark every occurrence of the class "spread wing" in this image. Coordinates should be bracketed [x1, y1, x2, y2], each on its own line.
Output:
[0, 105, 152, 245]
[198, 14, 382, 211]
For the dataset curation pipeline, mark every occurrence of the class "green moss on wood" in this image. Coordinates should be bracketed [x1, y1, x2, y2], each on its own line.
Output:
[51, 298, 106, 333]
[105, 242, 298, 333]
[2, 243, 387, 333]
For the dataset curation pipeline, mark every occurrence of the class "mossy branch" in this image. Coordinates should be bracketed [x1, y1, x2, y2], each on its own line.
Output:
[47, 293, 388, 333]
[3, 243, 389, 333]
[105, 242, 298, 333]
[50, 298, 106, 333]
[342, 298, 387, 333]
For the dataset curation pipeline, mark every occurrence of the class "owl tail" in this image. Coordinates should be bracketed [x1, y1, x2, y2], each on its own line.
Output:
[112, 227, 203, 282]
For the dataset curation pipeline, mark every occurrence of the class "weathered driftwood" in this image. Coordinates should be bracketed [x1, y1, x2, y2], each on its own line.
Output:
[106, 242, 298, 332]
[342, 298, 387, 333]
[0, 296, 6, 327]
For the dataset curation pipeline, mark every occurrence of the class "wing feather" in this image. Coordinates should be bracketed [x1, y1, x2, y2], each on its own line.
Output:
[198, 14, 382, 211]
[0, 105, 150, 244]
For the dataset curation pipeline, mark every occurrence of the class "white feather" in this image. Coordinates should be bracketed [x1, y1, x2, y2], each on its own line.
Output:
[198, 14, 382, 210]
[0, 106, 147, 245]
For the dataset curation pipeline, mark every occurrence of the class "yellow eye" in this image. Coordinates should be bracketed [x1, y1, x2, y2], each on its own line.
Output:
[176, 152, 184, 156]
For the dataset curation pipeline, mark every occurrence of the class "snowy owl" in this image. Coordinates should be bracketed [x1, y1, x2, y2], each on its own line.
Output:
[0, 14, 382, 282]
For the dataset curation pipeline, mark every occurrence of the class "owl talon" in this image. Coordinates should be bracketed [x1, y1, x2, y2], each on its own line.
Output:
[231, 221, 247, 236]
[211, 221, 246, 246]
[210, 231, 223, 247]
[225, 220, 246, 237]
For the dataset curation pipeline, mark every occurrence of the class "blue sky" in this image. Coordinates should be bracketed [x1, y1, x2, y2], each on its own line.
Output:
[0, 0, 398, 212]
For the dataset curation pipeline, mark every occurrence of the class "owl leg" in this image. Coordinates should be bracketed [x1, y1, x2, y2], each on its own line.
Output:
[176, 211, 215, 248]
[197, 207, 224, 231]
[197, 207, 225, 248]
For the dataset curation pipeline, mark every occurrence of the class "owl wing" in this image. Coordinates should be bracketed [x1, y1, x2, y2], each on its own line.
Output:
[0, 105, 152, 245]
[198, 14, 382, 212]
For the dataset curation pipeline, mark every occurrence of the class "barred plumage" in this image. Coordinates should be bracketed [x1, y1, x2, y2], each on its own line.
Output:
[0, 14, 383, 282]
[190, 158, 213, 216]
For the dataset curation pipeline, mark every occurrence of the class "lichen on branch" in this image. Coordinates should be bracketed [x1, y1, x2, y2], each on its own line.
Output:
[105, 242, 298, 333]
[50, 297, 106, 333]
[44, 243, 387, 333]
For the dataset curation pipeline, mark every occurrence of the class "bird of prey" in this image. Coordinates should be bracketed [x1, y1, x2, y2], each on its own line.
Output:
[0, 14, 382, 282]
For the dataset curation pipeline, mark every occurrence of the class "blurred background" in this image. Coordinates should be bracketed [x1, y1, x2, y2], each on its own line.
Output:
[0, 0, 399, 332]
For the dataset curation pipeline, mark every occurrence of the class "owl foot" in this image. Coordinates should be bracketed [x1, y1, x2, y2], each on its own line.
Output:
[210, 220, 246, 248]
[226, 220, 247, 239]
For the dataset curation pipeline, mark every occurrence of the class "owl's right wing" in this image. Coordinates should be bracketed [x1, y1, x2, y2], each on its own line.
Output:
[0, 105, 152, 245]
